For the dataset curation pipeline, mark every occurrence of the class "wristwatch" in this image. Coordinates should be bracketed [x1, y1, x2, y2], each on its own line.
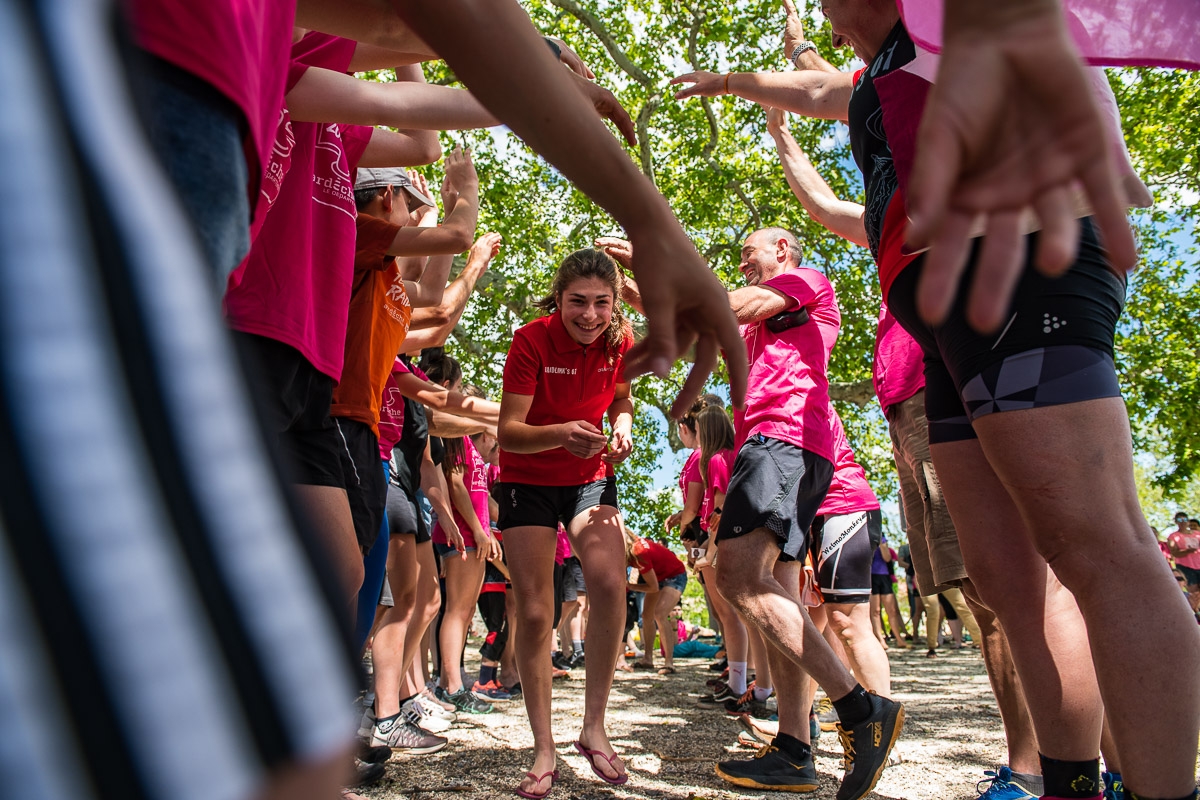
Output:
[790, 41, 818, 67]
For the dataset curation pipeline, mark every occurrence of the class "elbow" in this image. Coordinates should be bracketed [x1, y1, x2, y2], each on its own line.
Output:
[413, 134, 442, 166]
[447, 227, 473, 254]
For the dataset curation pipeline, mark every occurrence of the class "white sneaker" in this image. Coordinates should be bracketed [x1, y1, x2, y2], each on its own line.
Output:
[418, 689, 456, 719]
[402, 697, 452, 734]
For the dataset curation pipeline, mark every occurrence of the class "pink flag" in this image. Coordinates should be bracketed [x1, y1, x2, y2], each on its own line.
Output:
[896, 0, 1200, 70]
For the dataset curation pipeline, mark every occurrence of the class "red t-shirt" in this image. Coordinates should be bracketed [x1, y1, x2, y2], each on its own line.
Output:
[630, 538, 686, 581]
[128, 0, 295, 204]
[499, 312, 631, 486]
[330, 215, 413, 435]
[432, 437, 490, 549]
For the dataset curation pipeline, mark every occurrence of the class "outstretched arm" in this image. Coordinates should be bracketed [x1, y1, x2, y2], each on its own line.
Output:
[671, 69, 852, 122]
[764, 105, 868, 247]
[390, 0, 748, 414]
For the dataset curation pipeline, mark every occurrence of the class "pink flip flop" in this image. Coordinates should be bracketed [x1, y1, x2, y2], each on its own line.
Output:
[573, 741, 628, 786]
[514, 769, 559, 799]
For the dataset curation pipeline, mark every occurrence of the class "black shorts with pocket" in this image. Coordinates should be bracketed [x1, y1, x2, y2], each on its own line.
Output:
[715, 434, 833, 561]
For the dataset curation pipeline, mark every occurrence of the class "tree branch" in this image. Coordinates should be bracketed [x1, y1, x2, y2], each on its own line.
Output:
[830, 378, 875, 406]
[548, 0, 652, 88]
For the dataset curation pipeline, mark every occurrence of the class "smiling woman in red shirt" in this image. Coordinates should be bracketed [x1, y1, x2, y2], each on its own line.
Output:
[497, 249, 635, 798]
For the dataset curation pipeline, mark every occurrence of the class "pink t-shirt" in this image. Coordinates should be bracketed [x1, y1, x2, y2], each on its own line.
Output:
[377, 361, 406, 460]
[701, 449, 735, 529]
[817, 413, 880, 517]
[873, 303, 926, 413]
[679, 449, 701, 505]
[128, 0, 295, 203]
[734, 268, 840, 461]
[554, 527, 571, 565]
[432, 437, 490, 550]
[224, 35, 371, 382]
[1170, 530, 1200, 570]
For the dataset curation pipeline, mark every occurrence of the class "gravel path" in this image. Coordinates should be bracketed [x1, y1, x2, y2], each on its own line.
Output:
[362, 641, 1010, 800]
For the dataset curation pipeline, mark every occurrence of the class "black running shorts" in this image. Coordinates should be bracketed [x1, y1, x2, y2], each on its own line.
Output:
[715, 434, 834, 561]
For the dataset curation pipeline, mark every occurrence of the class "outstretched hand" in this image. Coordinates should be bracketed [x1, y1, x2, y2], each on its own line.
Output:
[670, 70, 726, 100]
[905, 2, 1137, 333]
[616, 223, 746, 416]
[780, 0, 807, 59]
[567, 70, 637, 147]
[440, 145, 477, 214]
[549, 37, 596, 80]
[467, 231, 502, 266]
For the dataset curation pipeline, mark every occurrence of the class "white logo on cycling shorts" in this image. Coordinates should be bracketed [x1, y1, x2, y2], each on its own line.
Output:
[511, 488, 518, 508]
[820, 513, 867, 562]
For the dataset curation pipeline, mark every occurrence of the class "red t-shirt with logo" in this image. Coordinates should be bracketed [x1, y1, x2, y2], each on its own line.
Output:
[500, 312, 630, 486]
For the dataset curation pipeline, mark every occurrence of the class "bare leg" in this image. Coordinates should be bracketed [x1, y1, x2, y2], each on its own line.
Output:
[702, 564, 747, 665]
[749, 625, 775, 694]
[653, 586, 683, 669]
[373, 534, 415, 718]
[438, 554, 486, 694]
[567, 506, 629, 782]
[294, 484, 364, 614]
[504, 525, 559, 796]
[500, 590, 521, 687]
[870, 594, 887, 649]
[961, 581, 1041, 776]
[825, 602, 891, 695]
[882, 593, 911, 645]
[716, 529, 856, 702]
[971, 399, 1200, 796]
[637, 589, 659, 668]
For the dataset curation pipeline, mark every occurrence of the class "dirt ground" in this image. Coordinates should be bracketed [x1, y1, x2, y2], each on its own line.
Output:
[361, 640, 1013, 800]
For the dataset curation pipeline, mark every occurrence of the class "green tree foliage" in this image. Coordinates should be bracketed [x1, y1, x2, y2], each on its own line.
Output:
[369, 4, 1199, 533]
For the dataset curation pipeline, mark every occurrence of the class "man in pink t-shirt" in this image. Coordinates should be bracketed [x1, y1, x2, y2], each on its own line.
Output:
[706, 228, 904, 796]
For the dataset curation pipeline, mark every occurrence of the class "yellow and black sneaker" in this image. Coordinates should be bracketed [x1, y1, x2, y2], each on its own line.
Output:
[715, 745, 819, 793]
[834, 693, 904, 800]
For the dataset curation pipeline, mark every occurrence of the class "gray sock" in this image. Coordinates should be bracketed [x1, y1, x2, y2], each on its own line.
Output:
[1009, 770, 1043, 796]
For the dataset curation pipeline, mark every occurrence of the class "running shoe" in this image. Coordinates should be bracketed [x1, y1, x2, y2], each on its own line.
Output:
[417, 691, 456, 720]
[715, 745, 819, 792]
[356, 707, 376, 739]
[834, 693, 905, 800]
[402, 696, 452, 734]
[566, 651, 586, 669]
[471, 679, 513, 702]
[810, 711, 821, 744]
[355, 740, 391, 765]
[697, 682, 735, 708]
[725, 685, 773, 718]
[351, 758, 386, 789]
[444, 687, 494, 714]
[370, 714, 448, 754]
[709, 657, 728, 672]
[551, 652, 572, 670]
[503, 682, 522, 699]
[1102, 771, 1125, 800]
[976, 766, 1037, 800]
[814, 696, 839, 732]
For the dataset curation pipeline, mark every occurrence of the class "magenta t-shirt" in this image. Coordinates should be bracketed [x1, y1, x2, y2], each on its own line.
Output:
[733, 268, 840, 461]
[873, 303, 926, 413]
[377, 361, 406, 460]
[679, 449, 701, 505]
[817, 412, 880, 517]
[554, 527, 571, 565]
[223, 34, 370, 382]
[701, 449, 735, 529]
[432, 437, 490, 549]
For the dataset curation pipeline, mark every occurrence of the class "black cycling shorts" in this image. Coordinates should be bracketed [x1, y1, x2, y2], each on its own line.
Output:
[887, 217, 1126, 444]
